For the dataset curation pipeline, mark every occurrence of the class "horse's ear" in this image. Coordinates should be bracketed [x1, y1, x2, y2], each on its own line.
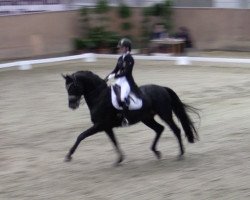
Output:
[61, 73, 67, 79]
[62, 73, 74, 82]
[61, 74, 72, 81]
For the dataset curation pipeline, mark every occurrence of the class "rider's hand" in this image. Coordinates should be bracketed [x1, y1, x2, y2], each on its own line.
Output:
[108, 73, 115, 80]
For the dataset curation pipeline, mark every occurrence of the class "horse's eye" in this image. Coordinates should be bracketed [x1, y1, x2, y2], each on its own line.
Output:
[67, 83, 79, 95]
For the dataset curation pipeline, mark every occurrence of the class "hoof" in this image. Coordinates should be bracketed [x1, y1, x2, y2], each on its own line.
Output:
[177, 154, 184, 161]
[154, 151, 162, 160]
[64, 154, 72, 162]
[114, 155, 124, 167]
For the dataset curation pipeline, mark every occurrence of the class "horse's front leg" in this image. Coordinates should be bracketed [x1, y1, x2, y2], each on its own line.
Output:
[105, 129, 124, 166]
[65, 125, 101, 162]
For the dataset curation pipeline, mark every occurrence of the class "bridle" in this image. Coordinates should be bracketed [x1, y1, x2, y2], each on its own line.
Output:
[66, 73, 107, 105]
[66, 74, 84, 104]
[66, 74, 78, 91]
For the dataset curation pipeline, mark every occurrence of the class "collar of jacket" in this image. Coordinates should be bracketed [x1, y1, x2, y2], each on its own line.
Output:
[122, 51, 130, 59]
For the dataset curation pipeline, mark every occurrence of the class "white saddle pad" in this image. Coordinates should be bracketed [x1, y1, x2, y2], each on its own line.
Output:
[111, 86, 142, 110]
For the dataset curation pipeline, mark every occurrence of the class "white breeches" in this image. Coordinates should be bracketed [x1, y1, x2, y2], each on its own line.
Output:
[115, 77, 130, 102]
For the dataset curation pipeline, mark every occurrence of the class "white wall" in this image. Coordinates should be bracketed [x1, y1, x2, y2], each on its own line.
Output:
[213, 0, 250, 8]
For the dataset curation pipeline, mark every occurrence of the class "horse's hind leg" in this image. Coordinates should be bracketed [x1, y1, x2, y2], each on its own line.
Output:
[105, 129, 124, 166]
[142, 118, 164, 159]
[165, 117, 184, 157]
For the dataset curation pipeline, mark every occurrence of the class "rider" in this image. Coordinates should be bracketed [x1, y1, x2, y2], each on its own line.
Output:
[105, 38, 141, 126]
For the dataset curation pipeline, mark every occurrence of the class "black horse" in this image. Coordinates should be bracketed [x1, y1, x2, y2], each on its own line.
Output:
[62, 70, 199, 165]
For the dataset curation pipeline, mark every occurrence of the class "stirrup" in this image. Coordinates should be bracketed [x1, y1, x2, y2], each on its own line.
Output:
[122, 117, 129, 127]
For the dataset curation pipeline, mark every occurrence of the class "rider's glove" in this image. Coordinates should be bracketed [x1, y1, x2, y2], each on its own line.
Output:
[108, 73, 115, 80]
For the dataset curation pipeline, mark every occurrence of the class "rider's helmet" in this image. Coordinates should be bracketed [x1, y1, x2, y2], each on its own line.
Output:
[117, 38, 132, 51]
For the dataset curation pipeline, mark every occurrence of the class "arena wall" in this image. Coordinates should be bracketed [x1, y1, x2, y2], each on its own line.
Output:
[0, 8, 249, 60]
[173, 8, 250, 51]
[0, 11, 79, 60]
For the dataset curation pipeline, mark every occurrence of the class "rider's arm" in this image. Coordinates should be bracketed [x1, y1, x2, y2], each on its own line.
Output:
[105, 57, 121, 80]
[110, 63, 120, 75]
[115, 55, 134, 78]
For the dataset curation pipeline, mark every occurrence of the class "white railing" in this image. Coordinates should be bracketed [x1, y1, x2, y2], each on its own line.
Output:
[1, 53, 250, 70]
[70, 0, 250, 8]
[0, 0, 66, 15]
[0, 0, 249, 15]
[213, 0, 250, 9]
[70, 0, 164, 7]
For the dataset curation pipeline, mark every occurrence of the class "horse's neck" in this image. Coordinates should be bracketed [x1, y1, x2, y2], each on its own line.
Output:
[76, 72, 107, 109]
[83, 82, 107, 109]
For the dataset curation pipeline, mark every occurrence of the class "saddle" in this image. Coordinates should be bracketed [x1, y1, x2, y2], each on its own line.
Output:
[111, 84, 142, 110]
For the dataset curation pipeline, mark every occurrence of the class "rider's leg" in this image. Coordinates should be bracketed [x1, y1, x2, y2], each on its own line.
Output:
[121, 101, 129, 126]
[120, 80, 130, 103]
[120, 82, 130, 126]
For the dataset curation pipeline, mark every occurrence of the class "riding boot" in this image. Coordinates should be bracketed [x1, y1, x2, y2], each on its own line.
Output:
[121, 102, 130, 127]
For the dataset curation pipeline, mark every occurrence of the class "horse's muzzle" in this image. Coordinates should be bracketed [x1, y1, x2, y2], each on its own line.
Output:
[68, 95, 80, 109]
[69, 103, 79, 110]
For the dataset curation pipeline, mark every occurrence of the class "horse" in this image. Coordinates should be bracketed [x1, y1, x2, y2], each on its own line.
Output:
[62, 70, 199, 165]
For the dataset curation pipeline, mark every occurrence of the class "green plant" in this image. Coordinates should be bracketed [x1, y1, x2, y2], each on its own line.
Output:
[162, 0, 173, 30]
[117, 3, 134, 46]
[87, 27, 107, 48]
[142, 7, 152, 16]
[151, 3, 165, 16]
[118, 3, 132, 18]
[73, 38, 85, 50]
[106, 31, 120, 53]
[95, 0, 110, 14]
[74, 0, 122, 53]
[140, 8, 152, 49]
[79, 7, 91, 37]
[120, 22, 133, 31]
[82, 39, 96, 50]
[73, 38, 96, 52]
[140, 0, 173, 49]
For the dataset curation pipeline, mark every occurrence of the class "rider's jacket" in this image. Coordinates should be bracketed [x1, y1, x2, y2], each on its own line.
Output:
[110, 53, 141, 97]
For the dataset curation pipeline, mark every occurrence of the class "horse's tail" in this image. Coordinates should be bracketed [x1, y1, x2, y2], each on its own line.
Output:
[165, 87, 199, 143]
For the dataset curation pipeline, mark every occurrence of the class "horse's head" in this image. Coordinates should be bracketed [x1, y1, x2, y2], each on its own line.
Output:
[62, 74, 82, 110]
[62, 71, 107, 110]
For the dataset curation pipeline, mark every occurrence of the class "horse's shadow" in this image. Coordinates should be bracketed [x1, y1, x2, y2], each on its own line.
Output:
[81, 153, 205, 179]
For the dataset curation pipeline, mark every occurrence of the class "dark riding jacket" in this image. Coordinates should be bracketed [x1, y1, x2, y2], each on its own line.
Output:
[110, 53, 141, 97]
